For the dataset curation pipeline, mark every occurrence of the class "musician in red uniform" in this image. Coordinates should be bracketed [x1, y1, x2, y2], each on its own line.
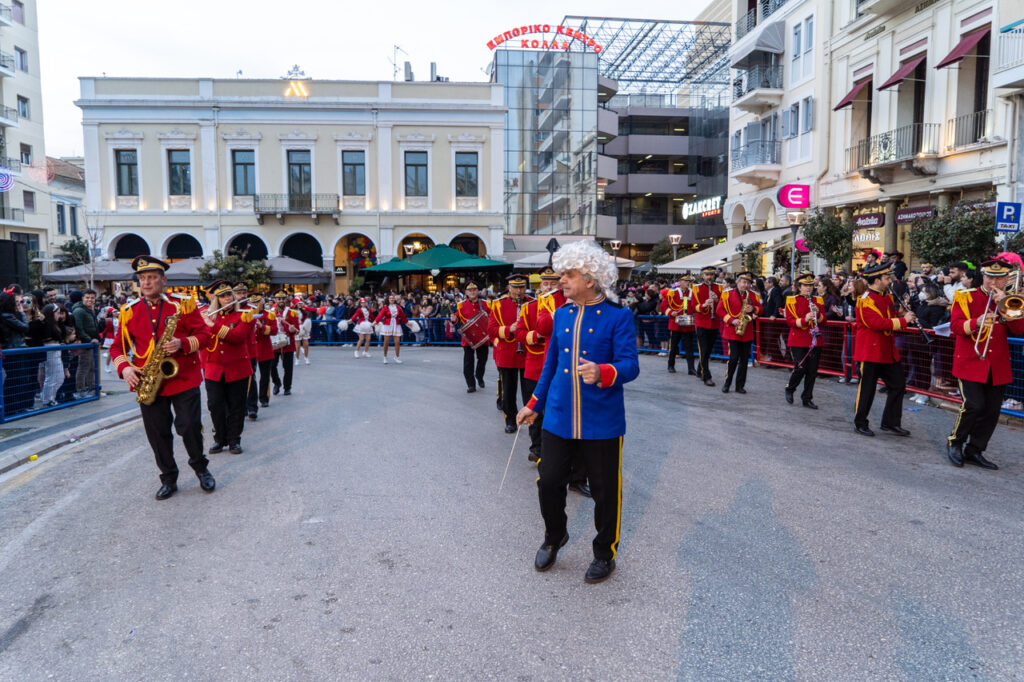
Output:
[201, 280, 254, 455]
[716, 271, 762, 394]
[246, 293, 277, 409]
[452, 282, 491, 392]
[489, 273, 533, 433]
[109, 256, 215, 500]
[692, 265, 723, 386]
[946, 258, 1024, 469]
[784, 273, 826, 408]
[270, 290, 300, 396]
[853, 262, 917, 437]
[659, 275, 697, 375]
[232, 282, 261, 421]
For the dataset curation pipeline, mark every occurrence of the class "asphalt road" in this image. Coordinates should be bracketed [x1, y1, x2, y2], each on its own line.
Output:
[1, 347, 1022, 680]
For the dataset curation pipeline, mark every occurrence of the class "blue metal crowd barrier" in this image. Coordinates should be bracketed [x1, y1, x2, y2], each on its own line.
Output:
[0, 343, 101, 423]
[1007, 337, 1024, 419]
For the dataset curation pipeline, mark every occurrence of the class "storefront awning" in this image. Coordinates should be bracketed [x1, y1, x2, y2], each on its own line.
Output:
[730, 22, 785, 68]
[658, 227, 792, 274]
[834, 78, 871, 111]
[877, 54, 927, 91]
[935, 27, 990, 69]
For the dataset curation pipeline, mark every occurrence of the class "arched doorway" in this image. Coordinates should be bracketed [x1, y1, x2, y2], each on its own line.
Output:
[225, 233, 268, 261]
[449, 233, 486, 257]
[112, 233, 150, 260]
[281, 233, 323, 267]
[165, 233, 203, 260]
[333, 234, 377, 294]
[398, 233, 435, 259]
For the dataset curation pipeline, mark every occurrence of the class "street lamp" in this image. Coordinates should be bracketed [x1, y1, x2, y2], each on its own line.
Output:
[786, 210, 806, 279]
[86, 218, 103, 292]
[669, 233, 682, 261]
[403, 243, 415, 258]
[609, 239, 622, 276]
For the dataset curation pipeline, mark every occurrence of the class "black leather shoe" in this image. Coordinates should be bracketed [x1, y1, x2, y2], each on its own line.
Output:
[736, 388, 747, 394]
[527, 452, 540, 463]
[668, 366, 676, 373]
[496, 401, 503, 412]
[478, 378, 485, 388]
[229, 443, 243, 455]
[721, 385, 730, 393]
[785, 389, 794, 404]
[688, 369, 697, 376]
[209, 442, 226, 454]
[467, 386, 476, 393]
[260, 402, 269, 408]
[155, 483, 177, 500]
[504, 424, 516, 434]
[946, 442, 964, 467]
[283, 389, 291, 396]
[584, 558, 616, 584]
[273, 385, 280, 395]
[965, 451, 999, 470]
[855, 425, 875, 437]
[802, 400, 818, 409]
[704, 379, 716, 387]
[247, 412, 258, 421]
[535, 533, 569, 572]
[568, 481, 592, 498]
[880, 425, 911, 437]
[197, 470, 216, 492]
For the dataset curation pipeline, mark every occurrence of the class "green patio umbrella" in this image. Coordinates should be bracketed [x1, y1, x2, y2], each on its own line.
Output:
[440, 256, 513, 273]
[406, 244, 479, 269]
[362, 257, 429, 273]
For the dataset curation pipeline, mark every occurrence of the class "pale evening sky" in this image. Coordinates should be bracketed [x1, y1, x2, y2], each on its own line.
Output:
[38, 0, 711, 157]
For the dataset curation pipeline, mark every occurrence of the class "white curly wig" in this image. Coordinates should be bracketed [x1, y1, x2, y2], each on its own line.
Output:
[552, 240, 619, 302]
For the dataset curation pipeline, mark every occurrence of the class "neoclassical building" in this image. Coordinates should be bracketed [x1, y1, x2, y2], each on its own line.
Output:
[75, 77, 505, 291]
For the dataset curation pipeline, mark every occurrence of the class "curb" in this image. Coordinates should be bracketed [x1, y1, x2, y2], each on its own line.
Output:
[0, 411, 141, 476]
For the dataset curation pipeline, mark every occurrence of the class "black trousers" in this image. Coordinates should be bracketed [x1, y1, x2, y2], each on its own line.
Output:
[787, 346, 821, 401]
[257, 358, 272, 405]
[138, 386, 207, 485]
[521, 376, 543, 456]
[949, 374, 1005, 455]
[723, 340, 751, 390]
[245, 359, 259, 414]
[271, 351, 294, 391]
[538, 430, 622, 562]
[498, 366, 527, 428]
[854, 361, 906, 429]
[205, 376, 248, 446]
[463, 345, 488, 389]
[668, 330, 696, 372]
[695, 327, 717, 380]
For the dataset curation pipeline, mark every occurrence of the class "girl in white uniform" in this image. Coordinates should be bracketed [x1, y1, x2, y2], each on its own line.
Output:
[350, 298, 374, 358]
[373, 293, 408, 364]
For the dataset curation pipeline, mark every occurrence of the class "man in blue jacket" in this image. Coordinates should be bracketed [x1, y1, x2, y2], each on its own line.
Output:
[517, 240, 640, 584]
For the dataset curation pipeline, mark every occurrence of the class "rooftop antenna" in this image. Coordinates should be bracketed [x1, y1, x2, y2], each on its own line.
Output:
[283, 64, 308, 80]
[236, 69, 243, 78]
[389, 45, 409, 81]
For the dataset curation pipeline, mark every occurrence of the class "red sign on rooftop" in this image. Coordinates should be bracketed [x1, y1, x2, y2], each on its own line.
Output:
[487, 24, 603, 53]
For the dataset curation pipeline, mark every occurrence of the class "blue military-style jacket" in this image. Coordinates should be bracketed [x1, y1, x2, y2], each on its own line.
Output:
[526, 295, 640, 440]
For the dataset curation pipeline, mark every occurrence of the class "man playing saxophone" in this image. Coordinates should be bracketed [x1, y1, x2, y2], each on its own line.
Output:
[716, 271, 762, 394]
[110, 256, 215, 500]
[784, 272, 826, 409]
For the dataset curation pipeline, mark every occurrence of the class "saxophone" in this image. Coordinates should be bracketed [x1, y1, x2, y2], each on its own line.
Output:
[735, 291, 753, 336]
[136, 306, 182, 405]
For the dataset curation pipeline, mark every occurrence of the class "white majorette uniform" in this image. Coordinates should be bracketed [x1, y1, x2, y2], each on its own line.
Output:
[374, 304, 407, 336]
[351, 306, 374, 335]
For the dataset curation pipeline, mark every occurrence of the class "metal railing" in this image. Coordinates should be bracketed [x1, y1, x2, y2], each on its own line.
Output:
[733, 65, 784, 99]
[845, 122, 941, 171]
[0, 104, 18, 122]
[0, 4, 11, 23]
[0, 205, 24, 222]
[0, 50, 14, 72]
[736, 8, 757, 40]
[605, 93, 677, 109]
[0, 344, 100, 423]
[760, 0, 790, 19]
[0, 155, 20, 171]
[946, 110, 991, 149]
[731, 139, 782, 172]
[997, 27, 1024, 71]
[254, 193, 339, 214]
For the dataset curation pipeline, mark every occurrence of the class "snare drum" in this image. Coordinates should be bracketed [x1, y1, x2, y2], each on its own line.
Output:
[676, 314, 694, 327]
[458, 312, 491, 349]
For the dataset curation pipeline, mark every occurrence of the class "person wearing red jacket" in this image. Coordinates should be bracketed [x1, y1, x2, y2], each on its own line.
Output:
[201, 280, 254, 454]
[109, 256, 215, 500]
[452, 282, 491, 392]
[373, 292, 408, 364]
[692, 265, 723, 386]
[659, 275, 697, 375]
[232, 282, 261, 421]
[270, 290, 300, 395]
[247, 293, 277, 410]
[490, 273, 533, 433]
[853, 262, 917, 437]
[783, 273, 826, 409]
[716, 271, 763, 394]
[946, 258, 1024, 469]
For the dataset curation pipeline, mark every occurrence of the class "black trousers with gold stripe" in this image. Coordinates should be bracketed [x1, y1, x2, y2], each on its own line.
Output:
[854, 361, 905, 429]
[538, 430, 622, 562]
[498, 366, 527, 428]
[695, 327, 717, 380]
[723, 340, 752, 390]
[948, 374, 1005, 455]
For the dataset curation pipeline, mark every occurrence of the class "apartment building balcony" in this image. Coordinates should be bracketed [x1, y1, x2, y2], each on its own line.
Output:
[0, 105, 18, 128]
[0, 205, 25, 225]
[845, 123, 941, 182]
[0, 156, 21, 174]
[855, 0, 902, 16]
[993, 27, 1024, 90]
[730, 140, 782, 187]
[255, 193, 339, 225]
[602, 134, 688, 157]
[0, 50, 14, 78]
[736, 8, 757, 41]
[605, 173, 686, 196]
[0, 4, 12, 28]
[597, 106, 618, 141]
[946, 110, 996, 150]
[733, 65, 784, 115]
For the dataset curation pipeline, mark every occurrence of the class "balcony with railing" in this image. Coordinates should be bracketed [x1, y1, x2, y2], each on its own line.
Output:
[733, 65, 784, 114]
[0, 205, 25, 224]
[0, 105, 18, 127]
[760, 0, 790, 20]
[0, 4, 12, 27]
[845, 123, 941, 177]
[730, 140, 782, 186]
[736, 8, 757, 40]
[0, 155, 21, 173]
[855, 0, 903, 16]
[254, 193, 339, 224]
[946, 110, 993, 150]
[0, 50, 14, 77]
[993, 27, 1024, 90]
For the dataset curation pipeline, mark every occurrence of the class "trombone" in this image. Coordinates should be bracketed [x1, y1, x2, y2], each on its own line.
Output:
[976, 268, 1024, 359]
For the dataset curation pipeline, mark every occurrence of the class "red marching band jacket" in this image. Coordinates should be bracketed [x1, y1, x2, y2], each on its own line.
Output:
[201, 308, 255, 382]
[691, 282, 723, 330]
[489, 295, 532, 369]
[455, 298, 490, 348]
[273, 306, 301, 353]
[784, 295, 826, 348]
[109, 295, 211, 397]
[658, 288, 695, 332]
[716, 289, 763, 342]
[950, 288, 1024, 385]
[854, 288, 907, 364]
[253, 310, 278, 363]
[516, 289, 566, 381]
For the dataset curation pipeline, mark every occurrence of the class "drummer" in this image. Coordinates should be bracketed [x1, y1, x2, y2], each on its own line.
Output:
[452, 282, 491, 392]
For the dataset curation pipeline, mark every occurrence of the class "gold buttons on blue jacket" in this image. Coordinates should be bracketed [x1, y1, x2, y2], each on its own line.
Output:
[565, 328, 569, 332]
[564, 348, 569, 352]
[582, 350, 587, 355]
[589, 329, 594, 333]
[596, 310, 601, 314]
[564, 369, 569, 373]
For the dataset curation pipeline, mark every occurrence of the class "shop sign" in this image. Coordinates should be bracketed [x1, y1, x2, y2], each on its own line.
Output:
[334, 266, 347, 275]
[777, 184, 810, 209]
[853, 212, 884, 228]
[486, 24, 603, 53]
[682, 196, 722, 220]
[896, 206, 934, 223]
[853, 228, 883, 245]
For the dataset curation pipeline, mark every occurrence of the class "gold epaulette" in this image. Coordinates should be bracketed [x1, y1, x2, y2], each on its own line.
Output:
[267, 311, 276, 321]
[119, 301, 134, 323]
[241, 310, 253, 323]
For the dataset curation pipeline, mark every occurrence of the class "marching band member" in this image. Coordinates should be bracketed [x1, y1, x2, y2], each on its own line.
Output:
[853, 262, 917, 437]
[270, 290, 300, 396]
[452, 282, 490, 392]
[110, 256, 214, 500]
[490, 273, 533, 434]
[201, 280, 254, 455]
[716, 271, 762, 394]
[784, 272, 826, 409]
[946, 258, 1024, 469]
[350, 298, 374, 358]
[659, 275, 697, 375]
[516, 240, 639, 584]
[692, 265, 723, 386]
[515, 268, 564, 463]
[232, 282, 260, 420]
[250, 293, 277, 409]
[374, 292, 408, 364]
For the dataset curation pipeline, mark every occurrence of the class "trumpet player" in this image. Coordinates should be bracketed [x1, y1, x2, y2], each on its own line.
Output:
[693, 265, 723, 386]
[109, 256, 214, 501]
[784, 273, 826, 409]
[659, 275, 697, 375]
[946, 258, 1024, 469]
[716, 271, 762, 394]
[200, 280, 254, 456]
